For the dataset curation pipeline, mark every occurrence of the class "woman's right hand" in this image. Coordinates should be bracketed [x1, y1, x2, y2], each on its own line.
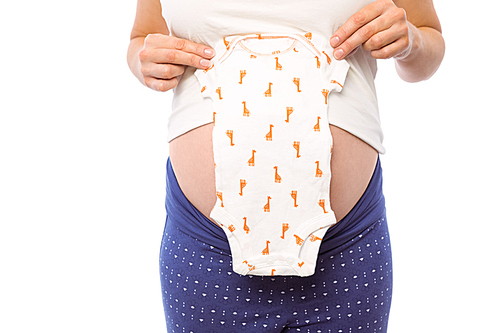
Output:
[138, 34, 215, 92]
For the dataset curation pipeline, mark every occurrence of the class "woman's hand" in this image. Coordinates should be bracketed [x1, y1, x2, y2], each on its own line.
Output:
[330, 0, 415, 61]
[138, 34, 215, 92]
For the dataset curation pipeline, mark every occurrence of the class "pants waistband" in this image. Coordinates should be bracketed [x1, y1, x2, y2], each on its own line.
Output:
[164, 156, 385, 256]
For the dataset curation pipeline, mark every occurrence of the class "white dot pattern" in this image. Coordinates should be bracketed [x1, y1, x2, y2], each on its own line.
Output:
[159, 217, 392, 332]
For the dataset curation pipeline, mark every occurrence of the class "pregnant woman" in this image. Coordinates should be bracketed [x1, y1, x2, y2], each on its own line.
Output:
[127, 0, 445, 332]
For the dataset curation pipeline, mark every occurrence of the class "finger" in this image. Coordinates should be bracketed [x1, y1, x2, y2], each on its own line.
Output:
[362, 24, 405, 52]
[144, 76, 179, 92]
[333, 16, 391, 60]
[370, 37, 409, 59]
[330, 0, 386, 49]
[141, 63, 185, 80]
[145, 34, 215, 59]
[140, 44, 213, 69]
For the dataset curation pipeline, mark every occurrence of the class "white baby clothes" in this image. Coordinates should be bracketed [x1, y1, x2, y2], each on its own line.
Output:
[194, 32, 350, 277]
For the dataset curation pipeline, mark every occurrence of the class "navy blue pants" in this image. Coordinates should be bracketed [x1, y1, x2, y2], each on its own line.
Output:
[160, 157, 393, 332]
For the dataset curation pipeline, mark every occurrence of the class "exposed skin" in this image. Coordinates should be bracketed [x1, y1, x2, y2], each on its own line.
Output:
[127, 0, 445, 223]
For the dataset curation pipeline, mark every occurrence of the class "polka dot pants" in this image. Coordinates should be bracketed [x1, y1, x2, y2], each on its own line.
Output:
[159, 216, 392, 333]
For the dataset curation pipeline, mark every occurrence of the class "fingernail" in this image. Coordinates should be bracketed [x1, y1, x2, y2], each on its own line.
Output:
[204, 48, 214, 57]
[331, 36, 340, 47]
[200, 58, 211, 67]
[334, 49, 344, 60]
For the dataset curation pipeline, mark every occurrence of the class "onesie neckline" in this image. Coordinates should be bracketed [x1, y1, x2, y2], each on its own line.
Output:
[237, 35, 298, 56]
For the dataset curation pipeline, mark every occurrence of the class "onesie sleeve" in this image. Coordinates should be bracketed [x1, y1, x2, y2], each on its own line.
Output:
[322, 54, 350, 93]
[193, 60, 218, 100]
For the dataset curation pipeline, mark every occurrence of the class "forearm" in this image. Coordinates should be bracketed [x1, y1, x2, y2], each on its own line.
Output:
[395, 24, 445, 83]
[127, 36, 146, 85]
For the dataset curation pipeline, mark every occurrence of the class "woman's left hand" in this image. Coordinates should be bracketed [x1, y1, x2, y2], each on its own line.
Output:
[330, 0, 414, 60]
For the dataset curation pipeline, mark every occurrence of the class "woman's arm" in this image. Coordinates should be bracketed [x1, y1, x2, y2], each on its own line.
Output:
[330, 0, 445, 83]
[127, 0, 214, 92]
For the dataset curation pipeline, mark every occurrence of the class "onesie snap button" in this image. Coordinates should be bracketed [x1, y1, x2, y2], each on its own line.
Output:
[286, 257, 295, 265]
[266, 257, 275, 264]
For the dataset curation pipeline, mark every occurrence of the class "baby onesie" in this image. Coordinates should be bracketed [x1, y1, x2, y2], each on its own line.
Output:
[194, 32, 350, 277]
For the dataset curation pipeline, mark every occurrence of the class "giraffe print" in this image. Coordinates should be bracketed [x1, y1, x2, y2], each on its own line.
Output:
[242, 101, 250, 117]
[248, 149, 256, 166]
[226, 130, 234, 146]
[239, 70, 246, 84]
[243, 217, 250, 234]
[275, 57, 282, 71]
[264, 82, 273, 97]
[194, 32, 350, 276]
[263, 196, 271, 212]
[281, 223, 289, 239]
[262, 240, 270, 255]
[273, 166, 281, 183]
[239, 179, 247, 196]
[286, 107, 294, 123]
[315, 161, 323, 177]
[293, 77, 301, 92]
[265, 124, 274, 141]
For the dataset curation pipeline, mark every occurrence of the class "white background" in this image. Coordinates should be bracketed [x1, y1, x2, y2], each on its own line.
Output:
[1, 1, 498, 332]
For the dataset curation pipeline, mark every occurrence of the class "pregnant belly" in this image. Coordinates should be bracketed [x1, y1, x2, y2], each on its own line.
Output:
[169, 122, 378, 223]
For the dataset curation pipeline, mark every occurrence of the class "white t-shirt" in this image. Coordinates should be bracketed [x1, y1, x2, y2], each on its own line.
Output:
[160, 0, 385, 154]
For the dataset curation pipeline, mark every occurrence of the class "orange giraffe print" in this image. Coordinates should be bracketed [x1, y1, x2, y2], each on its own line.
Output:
[330, 80, 343, 88]
[226, 130, 235, 146]
[281, 223, 289, 239]
[239, 179, 247, 196]
[242, 101, 250, 117]
[305, 32, 312, 40]
[275, 57, 282, 71]
[290, 190, 298, 207]
[322, 51, 332, 65]
[216, 87, 223, 99]
[264, 82, 273, 97]
[293, 77, 301, 92]
[228, 225, 236, 232]
[294, 234, 304, 246]
[248, 149, 256, 166]
[322, 89, 329, 104]
[298, 261, 305, 268]
[286, 107, 294, 123]
[293, 48, 299, 52]
[239, 70, 246, 84]
[310, 234, 323, 242]
[313, 116, 321, 132]
[223, 37, 230, 49]
[243, 217, 250, 234]
[318, 199, 328, 214]
[315, 161, 323, 177]
[271, 269, 276, 276]
[201, 86, 206, 93]
[216, 191, 224, 207]
[250, 55, 257, 59]
[273, 166, 281, 183]
[262, 240, 270, 255]
[242, 260, 256, 271]
[203, 64, 214, 73]
[263, 196, 271, 212]
[265, 124, 274, 141]
[213, 111, 216, 125]
[315, 56, 321, 68]
[293, 141, 301, 158]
